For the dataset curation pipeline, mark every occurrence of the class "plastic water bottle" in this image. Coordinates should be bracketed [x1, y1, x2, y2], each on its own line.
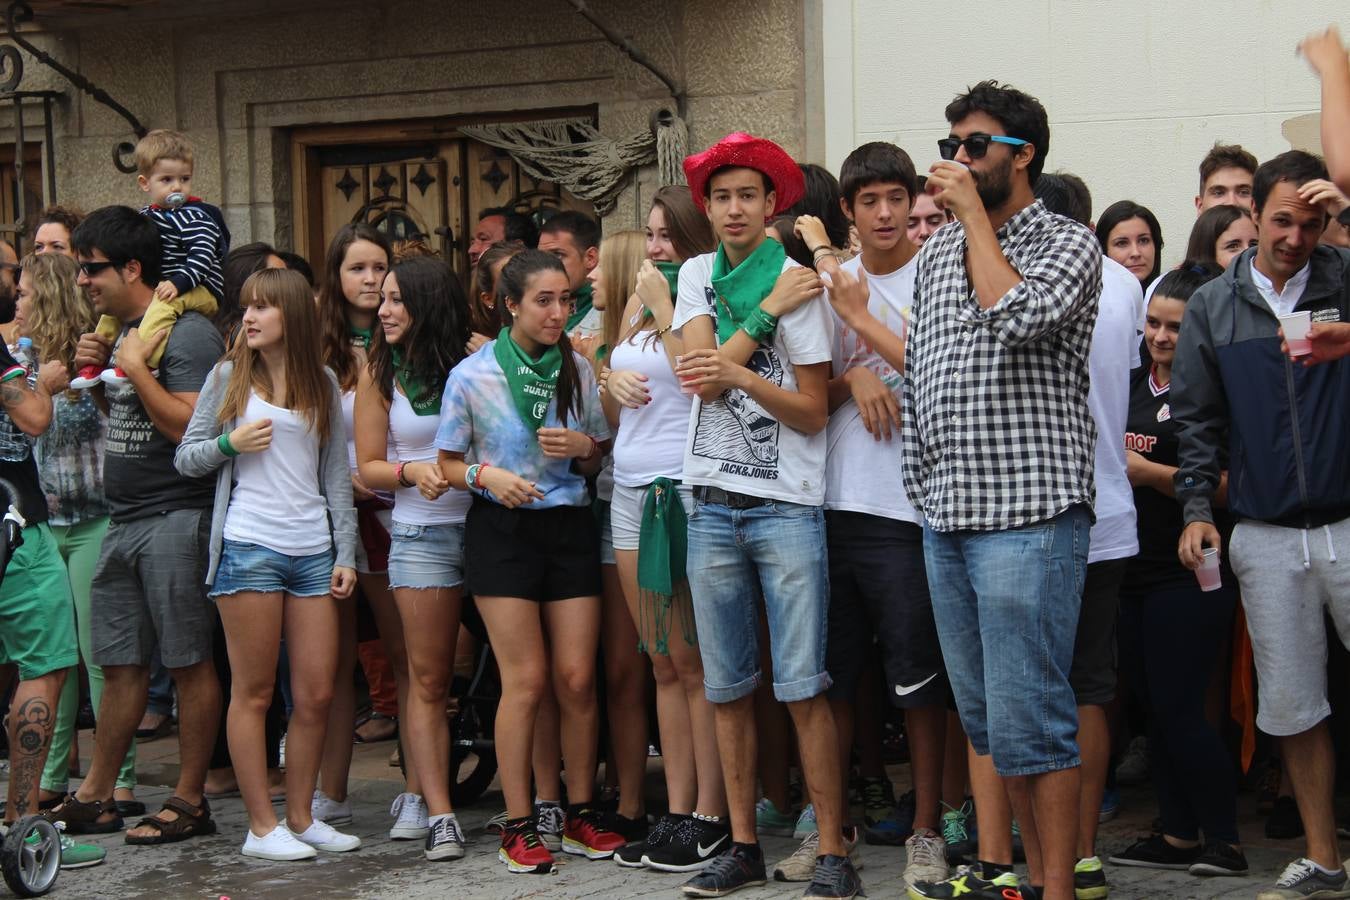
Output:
[13, 337, 35, 379]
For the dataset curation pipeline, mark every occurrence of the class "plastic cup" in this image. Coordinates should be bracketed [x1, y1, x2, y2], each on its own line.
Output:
[1196, 547, 1222, 592]
[1280, 310, 1312, 357]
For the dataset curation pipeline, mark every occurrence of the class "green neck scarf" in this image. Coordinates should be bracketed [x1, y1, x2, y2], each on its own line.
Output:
[566, 283, 594, 333]
[654, 261, 682, 298]
[493, 327, 561, 433]
[349, 325, 374, 349]
[710, 238, 784, 344]
[389, 346, 439, 416]
[636, 477, 696, 655]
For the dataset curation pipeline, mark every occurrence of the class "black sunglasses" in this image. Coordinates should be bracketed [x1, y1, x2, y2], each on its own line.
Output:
[78, 260, 121, 277]
[937, 133, 1029, 162]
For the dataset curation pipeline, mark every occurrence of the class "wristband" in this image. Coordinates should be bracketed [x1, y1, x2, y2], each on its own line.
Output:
[810, 245, 832, 257]
[740, 307, 780, 344]
[217, 433, 239, 457]
[396, 462, 413, 487]
[581, 436, 599, 461]
[465, 463, 480, 490]
[473, 463, 491, 490]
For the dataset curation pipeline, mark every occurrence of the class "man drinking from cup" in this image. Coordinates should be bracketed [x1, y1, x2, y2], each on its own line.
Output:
[1172, 149, 1350, 900]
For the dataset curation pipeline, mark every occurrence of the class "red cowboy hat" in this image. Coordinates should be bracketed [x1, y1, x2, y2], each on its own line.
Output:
[683, 132, 805, 214]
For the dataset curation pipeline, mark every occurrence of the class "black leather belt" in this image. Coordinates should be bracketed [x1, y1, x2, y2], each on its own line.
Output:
[693, 485, 770, 509]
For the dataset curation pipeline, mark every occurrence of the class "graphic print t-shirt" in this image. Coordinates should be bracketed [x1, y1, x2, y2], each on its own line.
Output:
[103, 312, 223, 522]
[0, 345, 49, 524]
[434, 341, 609, 509]
[673, 250, 834, 506]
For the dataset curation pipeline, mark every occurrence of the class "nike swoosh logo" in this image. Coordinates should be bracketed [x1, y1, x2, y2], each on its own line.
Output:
[697, 835, 729, 857]
[895, 672, 939, 696]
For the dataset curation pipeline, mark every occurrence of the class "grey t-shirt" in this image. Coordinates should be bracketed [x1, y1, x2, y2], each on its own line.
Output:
[104, 311, 224, 522]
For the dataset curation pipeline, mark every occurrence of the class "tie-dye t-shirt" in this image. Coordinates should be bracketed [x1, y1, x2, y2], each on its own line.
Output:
[435, 341, 609, 509]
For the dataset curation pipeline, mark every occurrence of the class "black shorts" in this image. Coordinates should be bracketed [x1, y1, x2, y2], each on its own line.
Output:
[1069, 558, 1128, 705]
[465, 498, 601, 602]
[824, 511, 947, 708]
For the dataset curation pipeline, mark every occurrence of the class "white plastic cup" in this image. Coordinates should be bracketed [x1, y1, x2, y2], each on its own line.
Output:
[1196, 547, 1222, 592]
[1280, 311, 1312, 357]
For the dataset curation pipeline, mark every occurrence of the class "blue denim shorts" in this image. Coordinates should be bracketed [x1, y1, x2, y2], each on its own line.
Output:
[686, 496, 831, 704]
[923, 504, 1090, 777]
[387, 521, 465, 591]
[210, 540, 334, 599]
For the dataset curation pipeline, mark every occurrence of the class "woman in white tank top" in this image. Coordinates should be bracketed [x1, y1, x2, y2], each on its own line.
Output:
[354, 255, 473, 861]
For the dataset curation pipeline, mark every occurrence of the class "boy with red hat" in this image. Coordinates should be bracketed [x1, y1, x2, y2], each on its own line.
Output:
[672, 132, 861, 900]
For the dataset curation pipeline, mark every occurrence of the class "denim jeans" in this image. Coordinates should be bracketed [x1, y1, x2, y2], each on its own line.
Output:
[686, 498, 831, 703]
[923, 504, 1090, 776]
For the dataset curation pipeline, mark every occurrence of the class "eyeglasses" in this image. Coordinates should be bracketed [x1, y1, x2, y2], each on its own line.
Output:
[937, 134, 1029, 161]
[77, 260, 120, 277]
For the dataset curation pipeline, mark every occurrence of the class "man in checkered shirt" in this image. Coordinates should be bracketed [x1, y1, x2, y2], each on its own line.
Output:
[901, 81, 1101, 900]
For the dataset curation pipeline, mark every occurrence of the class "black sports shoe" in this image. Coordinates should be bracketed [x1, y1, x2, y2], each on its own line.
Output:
[1266, 796, 1305, 840]
[681, 843, 767, 897]
[615, 812, 682, 868]
[1188, 841, 1249, 877]
[908, 865, 1023, 899]
[649, 813, 731, 873]
[1107, 834, 1202, 870]
[804, 852, 864, 899]
[608, 812, 649, 842]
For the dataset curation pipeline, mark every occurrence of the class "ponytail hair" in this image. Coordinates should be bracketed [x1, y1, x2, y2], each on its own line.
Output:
[497, 249, 584, 428]
[1152, 259, 1223, 304]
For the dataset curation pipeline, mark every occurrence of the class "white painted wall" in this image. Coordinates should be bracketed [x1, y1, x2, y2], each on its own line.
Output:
[816, 1, 1344, 266]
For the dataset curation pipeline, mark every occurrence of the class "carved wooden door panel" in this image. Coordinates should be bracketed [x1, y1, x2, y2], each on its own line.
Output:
[320, 155, 450, 258]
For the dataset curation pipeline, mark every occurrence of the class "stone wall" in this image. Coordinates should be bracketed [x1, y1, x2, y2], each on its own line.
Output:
[2, 0, 806, 252]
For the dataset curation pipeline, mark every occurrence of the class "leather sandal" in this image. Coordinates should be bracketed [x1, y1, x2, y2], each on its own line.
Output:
[45, 793, 124, 834]
[125, 796, 217, 845]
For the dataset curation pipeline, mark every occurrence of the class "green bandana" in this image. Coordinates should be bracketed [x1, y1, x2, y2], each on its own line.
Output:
[654, 261, 682, 299]
[390, 346, 439, 416]
[566, 283, 594, 333]
[493, 327, 561, 433]
[636, 477, 696, 655]
[710, 238, 785, 345]
[349, 325, 374, 349]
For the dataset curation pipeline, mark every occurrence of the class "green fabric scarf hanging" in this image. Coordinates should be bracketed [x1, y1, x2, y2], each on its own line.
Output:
[389, 346, 439, 416]
[566, 283, 594, 332]
[636, 477, 696, 654]
[493, 327, 561, 433]
[710, 238, 785, 345]
[654, 260, 682, 299]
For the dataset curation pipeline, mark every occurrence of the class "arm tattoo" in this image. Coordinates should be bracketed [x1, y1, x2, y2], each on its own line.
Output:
[0, 380, 26, 410]
[7, 696, 54, 820]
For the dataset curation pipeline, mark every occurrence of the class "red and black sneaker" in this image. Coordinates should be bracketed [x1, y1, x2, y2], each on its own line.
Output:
[499, 818, 556, 874]
[562, 806, 626, 859]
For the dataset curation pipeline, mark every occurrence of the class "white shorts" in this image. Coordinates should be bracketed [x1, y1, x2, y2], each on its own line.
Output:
[610, 481, 694, 552]
[1230, 516, 1350, 736]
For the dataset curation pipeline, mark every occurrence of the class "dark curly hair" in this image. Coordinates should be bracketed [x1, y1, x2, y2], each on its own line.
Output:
[945, 80, 1050, 185]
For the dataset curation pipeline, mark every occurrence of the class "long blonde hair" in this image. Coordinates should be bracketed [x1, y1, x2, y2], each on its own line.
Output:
[20, 252, 95, 376]
[218, 268, 333, 438]
[598, 230, 645, 352]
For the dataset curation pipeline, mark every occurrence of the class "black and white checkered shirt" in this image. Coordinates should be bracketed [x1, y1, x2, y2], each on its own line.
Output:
[902, 200, 1101, 532]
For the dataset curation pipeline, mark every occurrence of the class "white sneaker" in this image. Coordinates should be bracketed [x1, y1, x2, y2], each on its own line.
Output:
[288, 818, 361, 853]
[904, 827, 949, 887]
[242, 824, 317, 861]
[389, 792, 429, 840]
[311, 789, 352, 826]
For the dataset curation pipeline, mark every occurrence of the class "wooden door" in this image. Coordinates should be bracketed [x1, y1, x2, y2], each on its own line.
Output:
[294, 122, 595, 275]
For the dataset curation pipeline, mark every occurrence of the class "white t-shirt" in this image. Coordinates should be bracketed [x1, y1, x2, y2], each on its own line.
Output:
[1088, 256, 1142, 563]
[388, 386, 471, 526]
[673, 249, 834, 505]
[824, 254, 920, 524]
[610, 328, 692, 487]
[223, 391, 331, 556]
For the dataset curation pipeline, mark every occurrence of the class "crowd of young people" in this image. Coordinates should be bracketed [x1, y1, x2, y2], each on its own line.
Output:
[0, 23, 1348, 900]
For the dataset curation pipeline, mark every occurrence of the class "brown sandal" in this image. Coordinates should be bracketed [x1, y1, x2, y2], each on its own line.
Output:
[45, 793, 124, 834]
[125, 796, 216, 845]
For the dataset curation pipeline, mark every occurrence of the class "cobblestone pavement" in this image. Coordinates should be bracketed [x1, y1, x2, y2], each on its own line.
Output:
[2, 729, 1333, 899]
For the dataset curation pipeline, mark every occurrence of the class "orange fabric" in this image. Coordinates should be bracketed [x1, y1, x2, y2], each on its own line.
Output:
[1229, 603, 1256, 773]
[358, 639, 399, 717]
